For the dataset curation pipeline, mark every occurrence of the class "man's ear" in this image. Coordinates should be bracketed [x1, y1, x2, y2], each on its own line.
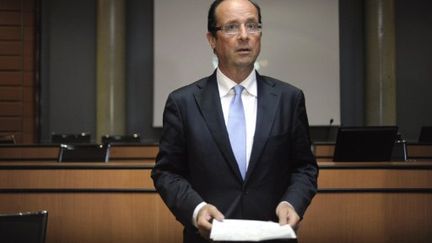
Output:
[206, 32, 216, 50]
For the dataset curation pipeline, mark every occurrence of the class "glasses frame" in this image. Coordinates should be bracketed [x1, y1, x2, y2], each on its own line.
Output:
[213, 22, 262, 36]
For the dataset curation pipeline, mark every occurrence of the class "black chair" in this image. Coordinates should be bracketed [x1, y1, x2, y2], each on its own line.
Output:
[51, 133, 91, 144]
[101, 134, 141, 145]
[309, 125, 339, 142]
[0, 210, 48, 243]
[0, 134, 16, 144]
[58, 144, 110, 162]
[333, 126, 398, 162]
[418, 126, 432, 143]
[391, 133, 408, 161]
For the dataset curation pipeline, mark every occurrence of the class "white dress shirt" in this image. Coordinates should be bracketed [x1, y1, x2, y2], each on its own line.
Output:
[191, 69, 295, 227]
[192, 68, 257, 227]
[216, 68, 258, 167]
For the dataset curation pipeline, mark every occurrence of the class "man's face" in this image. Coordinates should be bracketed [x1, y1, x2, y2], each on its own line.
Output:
[207, 0, 261, 71]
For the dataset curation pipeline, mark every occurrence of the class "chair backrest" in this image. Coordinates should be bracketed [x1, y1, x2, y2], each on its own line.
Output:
[51, 133, 91, 144]
[0, 134, 16, 144]
[101, 134, 141, 145]
[333, 126, 398, 162]
[0, 210, 48, 243]
[309, 125, 339, 142]
[58, 144, 110, 162]
[418, 126, 432, 143]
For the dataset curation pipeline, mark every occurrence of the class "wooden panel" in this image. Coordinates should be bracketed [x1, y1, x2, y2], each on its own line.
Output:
[23, 56, 33, 71]
[21, 132, 32, 143]
[22, 100, 33, 115]
[23, 0, 35, 12]
[0, 40, 21, 55]
[0, 56, 21, 70]
[23, 71, 32, 85]
[0, 11, 21, 25]
[23, 86, 33, 101]
[0, 193, 183, 243]
[109, 145, 159, 159]
[319, 169, 432, 189]
[23, 27, 33, 41]
[0, 169, 154, 189]
[313, 144, 334, 158]
[408, 144, 432, 158]
[0, 145, 159, 161]
[0, 146, 57, 160]
[314, 143, 432, 159]
[299, 193, 432, 243]
[23, 40, 33, 56]
[0, 86, 21, 100]
[22, 117, 33, 134]
[0, 26, 20, 40]
[0, 71, 21, 85]
[0, 101, 22, 116]
[0, 117, 21, 131]
[0, 0, 20, 10]
[23, 12, 33, 26]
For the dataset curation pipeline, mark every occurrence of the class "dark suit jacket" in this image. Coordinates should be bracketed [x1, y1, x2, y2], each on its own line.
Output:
[151, 71, 318, 242]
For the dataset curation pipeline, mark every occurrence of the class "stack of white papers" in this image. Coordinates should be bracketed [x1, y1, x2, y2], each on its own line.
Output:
[210, 219, 297, 241]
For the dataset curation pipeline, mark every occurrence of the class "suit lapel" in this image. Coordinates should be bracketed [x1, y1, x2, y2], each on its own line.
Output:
[194, 72, 243, 180]
[245, 73, 280, 182]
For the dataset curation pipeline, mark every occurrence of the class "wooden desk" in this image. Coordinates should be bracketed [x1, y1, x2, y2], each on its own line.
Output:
[0, 144, 159, 161]
[313, 143, 432, 161]
[1, 145, 432, 242]
[299, 162, 432, 243]
[0, 161, 183, 243]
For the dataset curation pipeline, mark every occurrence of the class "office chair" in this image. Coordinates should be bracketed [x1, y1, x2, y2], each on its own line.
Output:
[0, 134, 16, 144]
[57, 144, 110, 162]
[0, 210, 48, 243]
[101, 133, 141, 145]
[51, 132, 91, 144]
[418, 126, 432, 143]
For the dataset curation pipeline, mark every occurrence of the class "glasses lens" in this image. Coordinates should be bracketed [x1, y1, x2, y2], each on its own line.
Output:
[224, 23, 240, 34]
[219, 22, 261, 36]
[246, 23, 261, 33]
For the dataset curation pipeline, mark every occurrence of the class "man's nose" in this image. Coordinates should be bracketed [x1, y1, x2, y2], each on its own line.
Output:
[238, 24, 249, 40]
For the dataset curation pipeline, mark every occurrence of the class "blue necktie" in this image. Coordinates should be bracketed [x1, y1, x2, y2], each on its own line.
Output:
[227, 85, 247, 179]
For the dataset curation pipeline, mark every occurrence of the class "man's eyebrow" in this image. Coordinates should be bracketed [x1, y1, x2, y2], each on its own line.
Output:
[223, 17, 258, 24]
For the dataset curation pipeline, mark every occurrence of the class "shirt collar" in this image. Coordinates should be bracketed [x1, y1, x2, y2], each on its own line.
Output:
[216, 68, 258, 98]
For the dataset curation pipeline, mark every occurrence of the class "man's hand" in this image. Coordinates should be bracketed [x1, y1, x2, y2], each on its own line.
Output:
[276, 202, 301, 230]
[196, 204, 225, 240]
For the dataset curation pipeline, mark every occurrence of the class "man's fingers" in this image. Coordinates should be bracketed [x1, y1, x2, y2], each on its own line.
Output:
[276, 202, 300, 229]
[287, 213, 300, 230]
[196, 204, 225, 239]
[207, 205, 225, 221]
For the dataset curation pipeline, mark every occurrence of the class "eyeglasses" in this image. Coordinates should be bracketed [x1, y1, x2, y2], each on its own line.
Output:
[213, 22, 262, 36]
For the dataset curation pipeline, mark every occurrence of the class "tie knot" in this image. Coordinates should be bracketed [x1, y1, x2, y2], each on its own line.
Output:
[233, 85, 244, 95]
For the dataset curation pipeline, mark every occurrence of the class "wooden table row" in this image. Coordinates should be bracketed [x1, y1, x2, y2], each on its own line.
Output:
[1, 144, 432, 243]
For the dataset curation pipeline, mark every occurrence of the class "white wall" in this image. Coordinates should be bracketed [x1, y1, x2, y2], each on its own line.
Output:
[154, 0, 340, 126]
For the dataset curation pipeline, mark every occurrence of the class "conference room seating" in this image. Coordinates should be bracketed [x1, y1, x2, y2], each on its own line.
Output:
[309, 125, 339, 142]
[418, 126, 432, 143]
[101, 134, 141, 145]
[0, 210, 48, 243]
[0, 134, 16, 144]
[57, 144, 110, 162]
[51, 133, 91, 144]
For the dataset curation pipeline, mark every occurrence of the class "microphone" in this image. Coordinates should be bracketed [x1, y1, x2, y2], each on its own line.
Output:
[327, 118, 334, 141]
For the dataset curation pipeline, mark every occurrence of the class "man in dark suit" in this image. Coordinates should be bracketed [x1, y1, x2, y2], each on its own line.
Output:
[151, 0, 318, 242]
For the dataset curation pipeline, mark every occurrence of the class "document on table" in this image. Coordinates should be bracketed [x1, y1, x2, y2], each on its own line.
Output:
[210, 219, 297, 241]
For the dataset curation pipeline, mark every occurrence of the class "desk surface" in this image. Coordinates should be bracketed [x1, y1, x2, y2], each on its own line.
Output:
[0, 159, 431, 243]
[1, 143, 431, 161]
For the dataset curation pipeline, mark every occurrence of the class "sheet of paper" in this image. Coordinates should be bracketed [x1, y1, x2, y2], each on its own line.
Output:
[210, 219, 297, 242]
